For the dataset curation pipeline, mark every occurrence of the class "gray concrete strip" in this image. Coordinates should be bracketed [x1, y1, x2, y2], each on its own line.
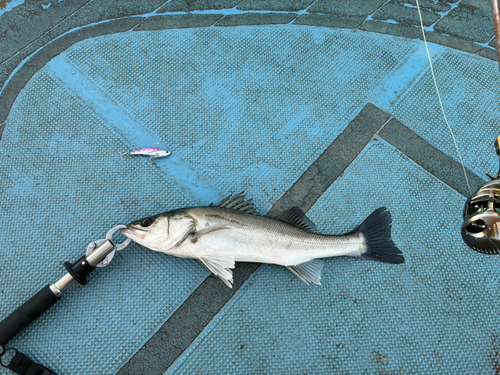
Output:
[237, 0, 316, 12]
[379, 117, 486, 197]
[0, 0, 92, 66]
[359, 20, 422, 39]
[423, 32, 482, 55]
[116, 262, 261, 375]
[308, 0, 388, 19]
[0, 122, 5, 141]
[372, 2, 440, 27]
[0, 17, 142, 125]
[133, 14, 224, 31]
[294, 14, 364, 29]
[157, 0, 244, 13]
[479, 47, 499, 61]
[214, 13, 297, 27]
[268, 103, 391, 217]
[0, 0, 166, 89]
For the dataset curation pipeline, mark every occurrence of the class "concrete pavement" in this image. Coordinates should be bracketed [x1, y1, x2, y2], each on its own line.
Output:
[0, 1, 499, 374]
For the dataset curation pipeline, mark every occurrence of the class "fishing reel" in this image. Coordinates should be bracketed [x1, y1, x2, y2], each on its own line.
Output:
[461, 137, 500, 254]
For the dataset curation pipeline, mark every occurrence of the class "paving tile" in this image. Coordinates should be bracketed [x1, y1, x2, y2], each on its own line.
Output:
[479, 47, 499, 61]
[434, 0, 495, 43]
[490, 37, 497, 49]
[403, 0, 453, 13]
[117, 263, 261, 375]
[372, 2, 440, 27]
[360, 20, 422, 38]
[63, 27, 415, 211]
[0, 68, 206, 375]
[0, 17, 142, 125]
[423, 32, 482, 54]
[309, 0, 388, 19]
[66, 0, 167, 23]
[1, 1, 499, 373]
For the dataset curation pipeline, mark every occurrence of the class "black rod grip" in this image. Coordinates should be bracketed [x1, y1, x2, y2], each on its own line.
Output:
[0, 285, 60, 346]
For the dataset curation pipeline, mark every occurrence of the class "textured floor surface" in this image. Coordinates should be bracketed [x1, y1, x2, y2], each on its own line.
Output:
[169, 140, 493, 374]
[0, 22, 499, 375]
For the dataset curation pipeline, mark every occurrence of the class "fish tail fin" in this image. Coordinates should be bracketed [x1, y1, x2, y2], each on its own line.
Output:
[357, 207, 404, 264]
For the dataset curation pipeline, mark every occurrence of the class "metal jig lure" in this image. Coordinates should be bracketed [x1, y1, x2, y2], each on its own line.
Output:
[121, 147, 171, 162]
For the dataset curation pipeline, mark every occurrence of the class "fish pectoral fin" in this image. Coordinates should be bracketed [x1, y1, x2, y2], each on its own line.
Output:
[287, 259, 325, 286]
[199, 255, 235, 288]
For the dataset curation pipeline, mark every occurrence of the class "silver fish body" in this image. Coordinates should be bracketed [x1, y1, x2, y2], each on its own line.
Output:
[121, 194, 404, 287]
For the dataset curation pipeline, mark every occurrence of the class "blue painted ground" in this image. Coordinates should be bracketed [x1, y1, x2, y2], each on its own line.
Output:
[0, 26, 499, 374]
[169, 141, 488, 374]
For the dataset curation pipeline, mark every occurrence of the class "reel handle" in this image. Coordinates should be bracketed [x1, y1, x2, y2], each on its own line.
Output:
[0, 285, 60, 346]
[495, 136, 500, 156]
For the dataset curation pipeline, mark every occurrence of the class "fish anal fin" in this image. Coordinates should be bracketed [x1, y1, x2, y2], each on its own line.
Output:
[276, 207, 317, 233]
[287, 259, 325, 286]
[212, 192, 257, 215]
[199, 254, 235, 288]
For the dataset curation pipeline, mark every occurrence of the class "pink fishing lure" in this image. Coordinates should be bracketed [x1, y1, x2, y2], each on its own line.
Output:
[121, 147, 171, 161]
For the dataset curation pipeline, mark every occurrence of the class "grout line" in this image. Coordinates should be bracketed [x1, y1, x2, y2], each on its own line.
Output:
[357, 0, 392, 29]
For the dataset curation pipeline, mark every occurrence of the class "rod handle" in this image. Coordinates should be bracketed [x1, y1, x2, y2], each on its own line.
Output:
[0, 285, 60, 346]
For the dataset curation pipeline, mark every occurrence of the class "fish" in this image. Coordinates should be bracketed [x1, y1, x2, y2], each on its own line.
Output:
[121, 193, 404, 287]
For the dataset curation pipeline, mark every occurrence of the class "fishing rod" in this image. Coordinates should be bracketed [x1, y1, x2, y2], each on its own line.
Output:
[492, 0, 500, 64]
[0, 225, 130, 374]
[460, 0, 500, 252]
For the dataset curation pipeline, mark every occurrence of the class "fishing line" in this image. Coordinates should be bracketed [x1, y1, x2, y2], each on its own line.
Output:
[415, 0, 473, 196]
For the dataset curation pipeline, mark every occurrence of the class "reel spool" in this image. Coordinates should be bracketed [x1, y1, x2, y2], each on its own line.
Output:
[461, 137, 500, 254]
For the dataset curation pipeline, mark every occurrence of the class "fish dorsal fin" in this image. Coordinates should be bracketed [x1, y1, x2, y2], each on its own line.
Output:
[199, 254, 235, 288]
[276, 207, 317, 232]
[210, 192, 257, 215]
[287, 259, 325, 286]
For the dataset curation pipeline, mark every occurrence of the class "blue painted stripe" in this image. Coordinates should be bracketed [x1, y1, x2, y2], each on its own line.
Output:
[45, 57, 223, 205]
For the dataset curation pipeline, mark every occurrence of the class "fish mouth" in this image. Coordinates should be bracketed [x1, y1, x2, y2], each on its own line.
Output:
[121, 226, 147, 241]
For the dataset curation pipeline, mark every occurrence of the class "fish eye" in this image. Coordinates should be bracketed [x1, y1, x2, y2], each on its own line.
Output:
[141, 218, 153, 227]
